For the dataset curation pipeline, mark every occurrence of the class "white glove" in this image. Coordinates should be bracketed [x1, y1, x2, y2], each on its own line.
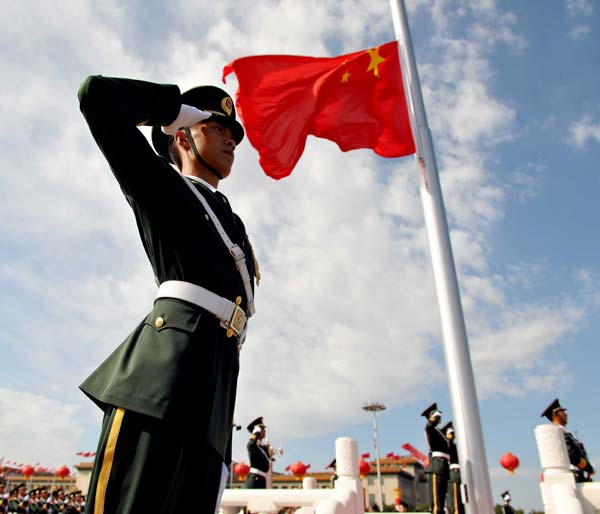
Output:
[252, 425, 263, 435]
[161, 104, 212, 135]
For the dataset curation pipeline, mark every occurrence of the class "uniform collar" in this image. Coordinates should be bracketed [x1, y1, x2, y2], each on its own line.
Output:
[184, 174, 217, 193]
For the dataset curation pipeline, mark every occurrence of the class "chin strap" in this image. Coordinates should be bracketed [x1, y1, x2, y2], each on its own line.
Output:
[184, 127, 223, 180]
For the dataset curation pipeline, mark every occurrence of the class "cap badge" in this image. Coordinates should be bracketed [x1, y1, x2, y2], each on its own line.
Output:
[221, 97, 233, 116]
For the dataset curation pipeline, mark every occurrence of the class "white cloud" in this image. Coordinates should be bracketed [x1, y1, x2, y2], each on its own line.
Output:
[567, 24, 592, 40]
[565, 0, 594, 40]
[568, 114, 600, 148]
[0, 388, 84, 468]
[566, 0, 594, 17]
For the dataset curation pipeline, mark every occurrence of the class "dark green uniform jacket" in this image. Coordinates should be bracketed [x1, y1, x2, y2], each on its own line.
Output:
[424, 421, 449, 475]
[77, 76, 255, 461]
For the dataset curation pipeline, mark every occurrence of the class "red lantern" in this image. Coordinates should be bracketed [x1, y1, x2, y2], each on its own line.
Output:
[55, 465, 70, 480]
[21, 465, 35, 479]
[500, 452, 520, 474]
[290, 461, 310, 480]
[233, 462, 250, 481]
[359, 458, 371, 478]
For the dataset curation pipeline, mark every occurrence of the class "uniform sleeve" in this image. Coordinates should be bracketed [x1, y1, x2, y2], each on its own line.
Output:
[78, 75, 182, 203]
[247, 434, 258, 451]
[565, 433, 585, 467]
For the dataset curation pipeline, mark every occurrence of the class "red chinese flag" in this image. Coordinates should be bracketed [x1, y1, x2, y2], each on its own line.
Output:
[222, 41, 415, 180]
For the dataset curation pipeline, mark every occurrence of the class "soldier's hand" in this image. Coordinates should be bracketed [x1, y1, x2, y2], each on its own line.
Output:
[162, 104, 212, 135]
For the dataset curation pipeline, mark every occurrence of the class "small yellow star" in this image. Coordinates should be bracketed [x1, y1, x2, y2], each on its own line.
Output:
[366, 47, 386, 77]
[341, 70, 351, 83]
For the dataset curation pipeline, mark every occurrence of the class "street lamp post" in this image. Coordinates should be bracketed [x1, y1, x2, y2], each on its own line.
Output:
[363, 402, 386, 511]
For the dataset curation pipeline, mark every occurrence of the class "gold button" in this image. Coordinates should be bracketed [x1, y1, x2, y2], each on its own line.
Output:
[204, 214, 209, 220]
[226, 328, 234, 338]
[155, 316, 165, 328]
[235, 296, 242, 305]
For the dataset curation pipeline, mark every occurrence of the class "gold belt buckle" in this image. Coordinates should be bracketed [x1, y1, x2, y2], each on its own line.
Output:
[224, 297, 246, 338]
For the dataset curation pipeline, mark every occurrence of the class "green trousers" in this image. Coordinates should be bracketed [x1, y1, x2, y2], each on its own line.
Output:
[85, 406, 225, 514]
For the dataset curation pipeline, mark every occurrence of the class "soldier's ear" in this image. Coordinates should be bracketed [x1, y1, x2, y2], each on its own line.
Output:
[174, 129, 190, 149]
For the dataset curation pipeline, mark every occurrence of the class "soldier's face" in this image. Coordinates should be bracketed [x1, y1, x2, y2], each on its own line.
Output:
[191, 121, 236, 178]
[558, 409, 568, 425]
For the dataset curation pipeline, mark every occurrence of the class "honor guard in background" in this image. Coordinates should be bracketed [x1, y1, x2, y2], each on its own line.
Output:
[542, 398, 595, 482]
[442, 422, 464, 514]
[244, 417, 270, 489]
[78, 74, 258, 514]
[500, 491, 517, 514]
[421, 403, 449, 514]
[326, 459, 338, 488]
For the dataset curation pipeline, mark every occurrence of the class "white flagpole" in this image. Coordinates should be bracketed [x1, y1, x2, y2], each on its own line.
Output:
[388, 1, 494, 513]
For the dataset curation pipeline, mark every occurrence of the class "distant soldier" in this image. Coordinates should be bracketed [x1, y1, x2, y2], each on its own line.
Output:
[51, 488, 67, 513]
[421, 402, 449, 514]
[325, 459, 338, 488]
[442, 422, 464, 514]
[38, 487, 50, 513]
[7, 483, 27, 514]
[63, 490, 84, 514]
[0, 481, 8, 514]
[244, 417, 270, 489]
[500, 491, 516, 514]
[542, 398, 594, 482]
[28, 489, 40, 514]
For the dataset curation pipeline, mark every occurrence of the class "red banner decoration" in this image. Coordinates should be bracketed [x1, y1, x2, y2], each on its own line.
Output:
[401, 443, 429, 467]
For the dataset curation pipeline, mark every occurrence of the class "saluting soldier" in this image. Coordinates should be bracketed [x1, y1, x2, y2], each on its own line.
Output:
[244, 417, 270, 489]
[421, 403, 449, 514]
[542, 398, 595, 482]
[442, 422, 464, 514]
[77, 73, 258, 514]
[500, 491, 517, 514]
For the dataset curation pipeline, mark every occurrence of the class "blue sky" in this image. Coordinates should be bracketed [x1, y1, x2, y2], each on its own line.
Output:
[1, 1, 599, 512]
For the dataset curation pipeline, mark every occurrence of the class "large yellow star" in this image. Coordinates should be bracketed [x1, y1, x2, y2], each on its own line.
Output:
[366, 47, 386, 77]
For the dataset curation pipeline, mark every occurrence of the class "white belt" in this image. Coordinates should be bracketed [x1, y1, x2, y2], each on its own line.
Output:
[156, 281, 247, 339]
[250, 467, 268, 479]
[450, 464, 460, 470]
[432, 452, 450, 460]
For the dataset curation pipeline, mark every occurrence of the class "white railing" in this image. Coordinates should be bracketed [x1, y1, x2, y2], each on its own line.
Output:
[535, 424, 600, 514]
[219, 437, 364, 514]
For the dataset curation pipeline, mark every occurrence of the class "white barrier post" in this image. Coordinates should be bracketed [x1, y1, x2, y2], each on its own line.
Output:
[535, 424, 583, 514]
[334, 437, 363, 514]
